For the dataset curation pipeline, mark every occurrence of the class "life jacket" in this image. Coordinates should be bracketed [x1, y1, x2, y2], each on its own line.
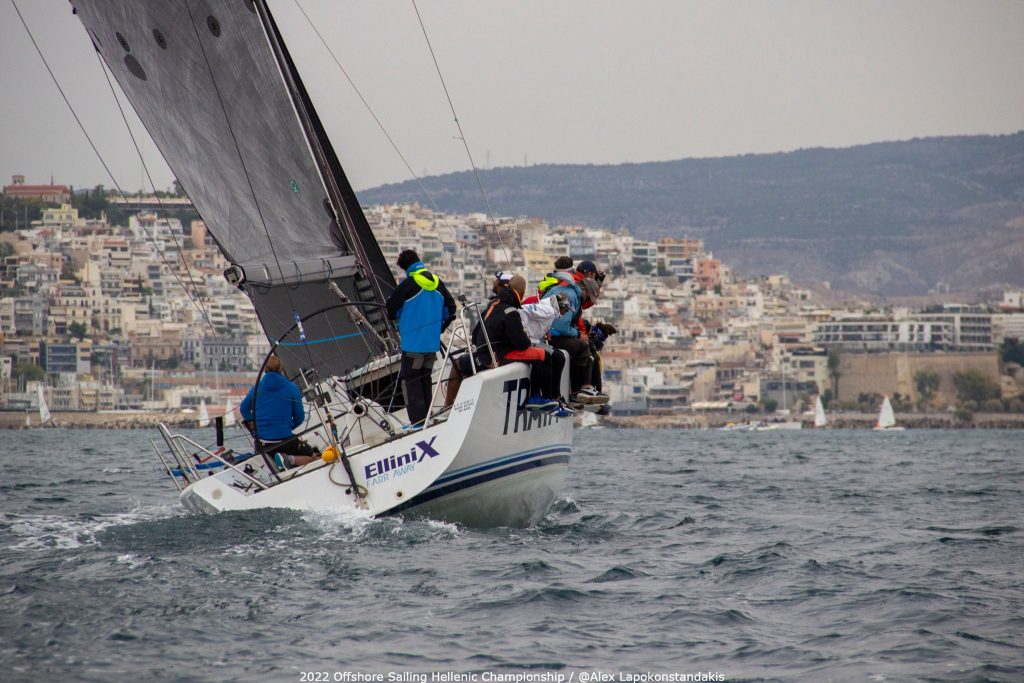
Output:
[537, 270, 574, 296]
[397, 261, 445, 353]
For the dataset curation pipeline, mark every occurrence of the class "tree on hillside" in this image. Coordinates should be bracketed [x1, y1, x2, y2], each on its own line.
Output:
[828, 349, 842, 399]
[13, 362, 45, 383]
[914, 370, 941, 410]
[634, 260, 654, 275]
[821, 388, 834, 408]
[73, 185, 108, 219]
[952, 369, 1000, 404]
[68, 322, 88, 340]
[1002, 339, 1024, 366]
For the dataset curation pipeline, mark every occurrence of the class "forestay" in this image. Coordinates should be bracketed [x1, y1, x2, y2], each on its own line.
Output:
[73, 0, 396, 377]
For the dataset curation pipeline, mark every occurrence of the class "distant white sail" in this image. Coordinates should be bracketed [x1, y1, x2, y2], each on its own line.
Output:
[224, 398, 236, 427]
[876, 397, 896, 429]
[37, 384, 52, 425]
[198, 400, 210, 428]
[814, 396, 827, 428]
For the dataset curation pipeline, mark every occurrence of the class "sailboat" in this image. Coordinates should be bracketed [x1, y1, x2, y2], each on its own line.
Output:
[578, 411, 603, 430]
[874, 396, 904, 431]
[72, 1, 572, 527]
[37, 384, 52, 427]
[197, 400, 210, 428]
[814, 395, 827, 428]
[223, 398, 236, 427]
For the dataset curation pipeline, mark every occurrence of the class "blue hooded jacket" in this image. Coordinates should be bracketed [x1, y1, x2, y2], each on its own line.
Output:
[385, 261, 456, 353]
[541, 278, 582, 337]
[239, 371, 304, 441]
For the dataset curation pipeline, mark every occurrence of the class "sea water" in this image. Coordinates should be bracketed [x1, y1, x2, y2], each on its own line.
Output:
[1, 428, 1022, 682]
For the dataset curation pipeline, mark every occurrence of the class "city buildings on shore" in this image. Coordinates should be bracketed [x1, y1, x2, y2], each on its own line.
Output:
[2, 186, 1022, 416]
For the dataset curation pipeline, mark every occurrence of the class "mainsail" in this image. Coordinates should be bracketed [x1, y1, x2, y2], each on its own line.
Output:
[877, 397, 897, 429]
[38, 384, 52, 425]
[814, 395, 826, 428]
[72, 0, 396, 378]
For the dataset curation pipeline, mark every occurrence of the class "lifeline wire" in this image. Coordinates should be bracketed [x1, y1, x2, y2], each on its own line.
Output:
[293, 0, 513, 290]
[410, 0, 515, 269]
[10, 0, 220, 335]
[93, 50, 219, 336]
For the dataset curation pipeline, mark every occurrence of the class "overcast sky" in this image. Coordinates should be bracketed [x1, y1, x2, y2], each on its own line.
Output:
[2, 0, 1023, 194]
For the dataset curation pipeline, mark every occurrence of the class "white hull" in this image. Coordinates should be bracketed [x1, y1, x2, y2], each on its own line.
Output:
[176, 363, 572, 527]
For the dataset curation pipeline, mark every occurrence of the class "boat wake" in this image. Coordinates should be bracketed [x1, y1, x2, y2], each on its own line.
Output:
[3, 503, 181, 551]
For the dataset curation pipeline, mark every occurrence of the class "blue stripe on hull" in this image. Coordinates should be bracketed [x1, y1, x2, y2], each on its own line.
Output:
[386, 451, 571, 515]
[432, 445, 572, 486]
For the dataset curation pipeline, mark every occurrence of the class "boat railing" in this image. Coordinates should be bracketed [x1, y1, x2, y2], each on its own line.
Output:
[156, 423, 268, 491]
[424, 296, 496, 429]
[154, 297, 498, 491]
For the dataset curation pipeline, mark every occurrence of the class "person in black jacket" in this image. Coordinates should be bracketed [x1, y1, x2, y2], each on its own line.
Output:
[385, 250, 456, 428]
[470, 275, 569, 414]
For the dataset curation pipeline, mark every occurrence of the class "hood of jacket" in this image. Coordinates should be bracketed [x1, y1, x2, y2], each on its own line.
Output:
[260, 371, 291, 392]
[495, 286, 522, 309]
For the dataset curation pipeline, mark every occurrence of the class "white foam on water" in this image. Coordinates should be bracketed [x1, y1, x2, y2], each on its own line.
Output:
[114, 553, 148, 568]
[301, 506, 378, 540]
[4, 503, 183, 552]
[425, 518, 463, 538]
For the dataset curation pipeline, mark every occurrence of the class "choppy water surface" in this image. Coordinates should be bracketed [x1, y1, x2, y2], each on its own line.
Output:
[1, 428, 1022, 682]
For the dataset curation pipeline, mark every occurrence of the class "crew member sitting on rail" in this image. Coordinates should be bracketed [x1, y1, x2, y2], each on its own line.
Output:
[467, 275, 572, 415]
[240, 354, 319, 468]
[386, 249, 456, 429]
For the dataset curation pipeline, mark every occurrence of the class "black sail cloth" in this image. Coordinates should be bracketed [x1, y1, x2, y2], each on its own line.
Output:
[73, 0, 396, 379]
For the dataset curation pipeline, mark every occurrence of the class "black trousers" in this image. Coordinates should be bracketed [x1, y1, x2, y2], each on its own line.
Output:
[400, 352, 436, 427]
[258, 435, 317, 457]
[531, 350, 567, 400]
[548, 336, 592, 392]
[588, 340, 603, 392]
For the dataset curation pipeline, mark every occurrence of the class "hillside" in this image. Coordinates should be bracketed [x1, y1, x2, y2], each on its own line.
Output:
[360, 133, 1024, 295]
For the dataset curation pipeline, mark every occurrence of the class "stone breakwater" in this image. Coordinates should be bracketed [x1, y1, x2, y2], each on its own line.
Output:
[0, 411, 202, 430]
[7, 410, 1023, 430]
[604, 412, 1024, 429]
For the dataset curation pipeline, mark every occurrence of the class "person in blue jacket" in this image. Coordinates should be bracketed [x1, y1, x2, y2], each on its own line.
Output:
[385, 249, 456, 428]
[240, 354, 318, 468]
[541, 273, 606, 403]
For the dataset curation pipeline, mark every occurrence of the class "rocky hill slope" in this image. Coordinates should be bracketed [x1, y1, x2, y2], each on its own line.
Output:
[361, 133, 1024, 295]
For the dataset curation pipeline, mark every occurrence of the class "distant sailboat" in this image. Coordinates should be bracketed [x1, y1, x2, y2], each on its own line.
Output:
[814, 396, 827, 428]
[37, 384, 52, 426]
[223, 398, 235, 427]
[197, 400, 210, 428]
[874, 396, 904, 431]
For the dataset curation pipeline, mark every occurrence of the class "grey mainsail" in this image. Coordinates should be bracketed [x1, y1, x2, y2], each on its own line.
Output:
[72, 0, 396, 377]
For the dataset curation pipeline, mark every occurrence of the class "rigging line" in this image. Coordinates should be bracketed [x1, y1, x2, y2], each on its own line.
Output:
[182, 0, 318, 370]
[292, 0, 462, 245]
[292, 0, 503, 288]
[93, 49, 219, 337]
[410, 0, 514, 269]
[10, 0, 217, 334]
